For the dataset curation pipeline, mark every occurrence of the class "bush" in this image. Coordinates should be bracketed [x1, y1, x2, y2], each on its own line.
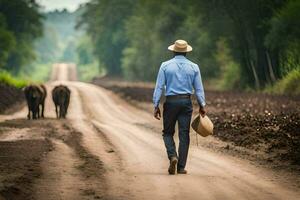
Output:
[271, 69, 300, 95]
[0, 70, 27, 88]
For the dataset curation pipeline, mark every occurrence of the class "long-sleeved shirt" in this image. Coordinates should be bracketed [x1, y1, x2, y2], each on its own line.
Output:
[153, 55, 205, 108]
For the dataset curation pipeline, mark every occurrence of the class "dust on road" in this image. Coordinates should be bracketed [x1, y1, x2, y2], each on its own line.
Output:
[0, 63, 300, 200]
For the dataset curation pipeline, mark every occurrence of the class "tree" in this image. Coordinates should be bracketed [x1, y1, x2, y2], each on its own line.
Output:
[34, 25, 60, 63]
[79, 0, 135, 76]
[0, 0, 43, 73]
[266, 0, 300, 76]
[206, 0, 287, 88]
[0, 14, 15, 68]
[79, 0, 299, 91]
[76, 36, 95, 65]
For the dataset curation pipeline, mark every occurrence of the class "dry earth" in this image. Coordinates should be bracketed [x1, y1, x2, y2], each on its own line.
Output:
[0, 84, 24, 114]
[0, 64, 299, 200]
[93, 77, 300, 170]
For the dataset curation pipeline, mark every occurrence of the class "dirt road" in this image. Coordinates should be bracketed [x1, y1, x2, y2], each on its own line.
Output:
[0, 63, 299, 200]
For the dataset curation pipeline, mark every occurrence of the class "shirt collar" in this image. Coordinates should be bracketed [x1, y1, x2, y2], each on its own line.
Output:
[174, 55, 186, 59]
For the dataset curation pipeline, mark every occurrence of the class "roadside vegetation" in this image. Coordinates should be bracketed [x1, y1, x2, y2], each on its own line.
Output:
[266, 69, 300, 95]
[76, 36, 103, 81]
[0, 71, 27, 89]
[32, 8, 101, 82]
[79, 0, 300, 95]
[0, 0, 42, 87]
[0, 0, 299, 94]
[0, 1, 97, 86]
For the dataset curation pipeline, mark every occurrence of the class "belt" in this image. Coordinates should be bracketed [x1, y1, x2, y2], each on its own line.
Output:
[166, 94, 191, 100]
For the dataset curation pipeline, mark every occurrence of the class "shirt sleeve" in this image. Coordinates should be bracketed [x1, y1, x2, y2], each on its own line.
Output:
[193, 65, 206, 107]
[153, 64, 165, 108]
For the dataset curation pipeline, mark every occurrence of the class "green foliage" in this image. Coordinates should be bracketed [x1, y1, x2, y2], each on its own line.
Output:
[79, 0, 135, 76]
[35, 9, 84, 64]
[19, 63, 51, 82]
[38, 0, 294, 93]
[0, 14, 15, 68]
[80, 0, 292, 87]
[76, 35, 102, 81]
[61, 40, 77, 62]
[29, 63, 51, 82]
[76, 36, 93, 65]
[122, 0, 212, 81]
[266, 0, 300, 50]
[24, 9, 89, 82]
[0, 70, 27, 88]
[46, 9, 82, 42]
[34, 25, 60, 63]
[122, 1, 170, 80]
[175, 10, 220, 78]
[215, 38, 240, 90]
[0, 0, 298, 94]
[269, 68, 300, 95]
[0, 0, 43, 73]
[77, 62, 102, 82]
[265, 0, 300, 77]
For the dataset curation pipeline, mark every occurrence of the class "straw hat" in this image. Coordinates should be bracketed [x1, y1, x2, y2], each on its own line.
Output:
[191, 115, 214, 137]
[168, 39, 193, 52]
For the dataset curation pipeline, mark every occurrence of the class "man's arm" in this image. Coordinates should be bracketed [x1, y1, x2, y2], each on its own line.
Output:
[193, 65, 206, 116]
[153, 65, 165, 120]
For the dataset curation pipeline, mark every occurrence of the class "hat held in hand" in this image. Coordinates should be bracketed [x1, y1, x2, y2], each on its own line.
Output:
[191, 115, 214, 137]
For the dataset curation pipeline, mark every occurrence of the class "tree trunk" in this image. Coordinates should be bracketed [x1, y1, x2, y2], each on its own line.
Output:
[250, 59, 260, 89]
[266, 51, 276, 83]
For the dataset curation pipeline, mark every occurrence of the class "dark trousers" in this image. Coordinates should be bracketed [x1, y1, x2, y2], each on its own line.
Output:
[162, 98, 193, 170]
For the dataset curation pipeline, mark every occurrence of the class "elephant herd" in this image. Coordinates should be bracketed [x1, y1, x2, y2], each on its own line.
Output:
[23, 84, 71, 120]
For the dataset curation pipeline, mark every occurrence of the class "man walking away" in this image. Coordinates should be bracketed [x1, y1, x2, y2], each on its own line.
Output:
[153, 39, 206, 175]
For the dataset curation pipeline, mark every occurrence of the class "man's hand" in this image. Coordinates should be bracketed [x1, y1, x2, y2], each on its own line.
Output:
[154, 107, 161, 120]
[199, 106, 206, 117]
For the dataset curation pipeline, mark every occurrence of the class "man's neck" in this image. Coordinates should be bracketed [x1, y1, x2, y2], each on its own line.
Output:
[174, 55, 186, 59]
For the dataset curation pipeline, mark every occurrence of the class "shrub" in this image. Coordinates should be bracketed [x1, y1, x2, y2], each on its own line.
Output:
[272, 68, 300, 95]
[0, 70, 27, 88]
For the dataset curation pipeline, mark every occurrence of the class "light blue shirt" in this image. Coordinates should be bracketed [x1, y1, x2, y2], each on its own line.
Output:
[153, 55, 205, 108]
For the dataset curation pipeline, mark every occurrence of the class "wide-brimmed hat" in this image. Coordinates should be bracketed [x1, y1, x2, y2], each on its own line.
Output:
[168, 39, 193, 52]
[191, 115, 214, 137]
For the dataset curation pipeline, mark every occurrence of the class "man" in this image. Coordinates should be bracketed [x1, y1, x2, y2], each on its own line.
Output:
[153, 39, 206, 175]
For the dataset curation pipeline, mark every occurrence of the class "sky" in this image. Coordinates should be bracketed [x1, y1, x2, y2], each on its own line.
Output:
[37, 0, 90, 12]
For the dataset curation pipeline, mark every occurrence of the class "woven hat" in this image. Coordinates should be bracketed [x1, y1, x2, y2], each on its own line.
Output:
[168, 39, 193, 52]
[191, 115, 214, 137]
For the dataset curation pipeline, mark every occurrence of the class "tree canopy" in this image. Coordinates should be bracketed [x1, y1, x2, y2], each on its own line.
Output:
[0, 0, 43, 74]
[79, 0, 135, 76]
[80, 0, 300, 90]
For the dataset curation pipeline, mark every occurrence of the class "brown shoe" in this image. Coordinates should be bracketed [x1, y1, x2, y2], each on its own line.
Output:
[177, 169, 187, 174]
[168, 157, 178, 175]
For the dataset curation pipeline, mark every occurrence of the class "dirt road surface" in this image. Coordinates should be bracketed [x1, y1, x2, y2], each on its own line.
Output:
[0, 63, 299, 200]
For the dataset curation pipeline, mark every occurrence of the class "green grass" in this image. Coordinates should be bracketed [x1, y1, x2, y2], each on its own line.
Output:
[0, 63, 51, 89]
[0, 71, 28, 88]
